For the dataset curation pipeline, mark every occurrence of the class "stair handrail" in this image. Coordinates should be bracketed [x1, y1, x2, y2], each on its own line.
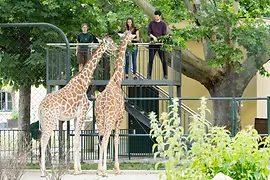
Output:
[133, 71, 212, 125]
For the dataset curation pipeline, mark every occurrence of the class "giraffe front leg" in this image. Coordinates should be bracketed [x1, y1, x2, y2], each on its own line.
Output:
[114, 120, 121, 175]
[73, 118, 83, 175]
[97, 132, 110, 177]
[97, 135, 104, 175]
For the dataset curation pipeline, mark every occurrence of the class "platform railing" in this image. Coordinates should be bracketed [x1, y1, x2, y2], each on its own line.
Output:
[46, 43, 181, 85]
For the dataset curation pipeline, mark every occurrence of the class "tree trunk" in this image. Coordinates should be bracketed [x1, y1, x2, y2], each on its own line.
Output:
[19, 85, 31, 150]
[208, 74, 242, 132]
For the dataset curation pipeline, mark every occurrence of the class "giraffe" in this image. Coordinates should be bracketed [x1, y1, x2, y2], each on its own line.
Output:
[38, 36, 118, 177]
[94, 31, 133, 176]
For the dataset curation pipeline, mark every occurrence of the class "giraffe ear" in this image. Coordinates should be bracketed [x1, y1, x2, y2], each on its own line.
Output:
[101, 33, 108, 39]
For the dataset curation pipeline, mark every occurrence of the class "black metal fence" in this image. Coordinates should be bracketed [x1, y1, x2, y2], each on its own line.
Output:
[0, 129, 153, 164]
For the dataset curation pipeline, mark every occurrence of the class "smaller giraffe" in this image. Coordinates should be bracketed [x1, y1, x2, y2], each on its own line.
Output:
[94, 31, 133, 176]
[38, 36, 118, 177]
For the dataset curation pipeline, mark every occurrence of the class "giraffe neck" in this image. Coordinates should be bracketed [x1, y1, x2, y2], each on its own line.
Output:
[109, 39, 128, 88]
[65, 43, 105, 93]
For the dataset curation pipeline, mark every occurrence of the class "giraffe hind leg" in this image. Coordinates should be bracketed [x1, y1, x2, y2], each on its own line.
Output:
[97, 134, 105, 176]
[40, 127, 54, 177]
[40, 112, 58, 177]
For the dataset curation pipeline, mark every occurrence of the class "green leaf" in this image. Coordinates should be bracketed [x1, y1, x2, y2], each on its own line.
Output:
[152, 143, 158, 153]
[155, 162, 161, 170]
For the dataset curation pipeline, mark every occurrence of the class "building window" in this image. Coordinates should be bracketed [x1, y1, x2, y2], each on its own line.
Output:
[0, 91, 12, 111]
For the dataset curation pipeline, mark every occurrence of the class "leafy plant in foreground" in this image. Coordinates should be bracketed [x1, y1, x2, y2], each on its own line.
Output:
[150, 97, 270, 180]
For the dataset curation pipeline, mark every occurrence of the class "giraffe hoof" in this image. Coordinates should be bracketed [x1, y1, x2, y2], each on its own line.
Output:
[114, 169, 121, 175]
[96, 170, 102, 176]
[97, 170, 107, 177]
[74, 170, 82, 175]
[40, 171, 47, 177]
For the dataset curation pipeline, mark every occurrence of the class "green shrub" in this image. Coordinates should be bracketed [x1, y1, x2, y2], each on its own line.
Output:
[150, 97, 270, 180]
[11, 110, 19, 120]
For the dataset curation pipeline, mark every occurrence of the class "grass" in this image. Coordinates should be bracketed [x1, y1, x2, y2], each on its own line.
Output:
[25, 162, 165, 170]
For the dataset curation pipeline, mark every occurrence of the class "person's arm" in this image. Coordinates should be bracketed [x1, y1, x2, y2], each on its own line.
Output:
[162, 22, 167, 36]
[135, 30, 139, 42]
[148, 22, 152, 37]
[148, 22, 157, 42]
[76, 40, 79, 56]
[92, 34, 99, 43]
[150, 34, 157, 42]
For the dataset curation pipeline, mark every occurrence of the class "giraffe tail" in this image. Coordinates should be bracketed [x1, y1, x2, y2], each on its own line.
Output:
[99, 135, 103, 146]
[38, 106, 44, 132]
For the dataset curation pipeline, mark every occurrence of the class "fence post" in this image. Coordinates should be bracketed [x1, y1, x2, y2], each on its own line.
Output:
[59, 121, 63, 163]
[112, 130, 115, 161]
[231, 98, 237, 136]
[267, 96, 270, 135]
[128, 135, 131, 160]
[230, 100, 234, 136]
[233, 98, 238, 136]
[81, 133, 83, 163]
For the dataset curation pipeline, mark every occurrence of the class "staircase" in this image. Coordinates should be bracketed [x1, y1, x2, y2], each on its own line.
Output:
[125, 101, 152, 127]
[124, 83, 211, 134]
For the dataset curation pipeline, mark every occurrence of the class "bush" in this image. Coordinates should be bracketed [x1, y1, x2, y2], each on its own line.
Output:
[10, 110, 19, 120]
[150, 97, 270, 180]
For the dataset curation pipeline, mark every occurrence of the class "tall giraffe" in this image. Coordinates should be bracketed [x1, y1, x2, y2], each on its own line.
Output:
[94, 31, 133, 176]
[39, 36, 118, 176]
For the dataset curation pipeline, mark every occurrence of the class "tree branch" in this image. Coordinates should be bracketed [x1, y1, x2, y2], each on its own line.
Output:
[183, 0, 194, 13]
[181, 49, 219, 84]
[133, 0, 155, 20]
[202, 38, 217, 60]
[183, 0, 216, 60]
[237, 53, 270, 92]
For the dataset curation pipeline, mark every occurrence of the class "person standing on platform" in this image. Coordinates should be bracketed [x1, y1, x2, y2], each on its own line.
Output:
[124, 18, 140, 80]
[76, 23, 98, 71]
[147, 10, 168, 80]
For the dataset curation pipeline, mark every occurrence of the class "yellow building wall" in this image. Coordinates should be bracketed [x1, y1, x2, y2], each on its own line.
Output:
[241, 76, 257, 128]
[180, 41, 213, 122]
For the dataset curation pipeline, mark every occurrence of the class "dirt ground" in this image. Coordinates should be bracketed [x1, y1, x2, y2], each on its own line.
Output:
[21, 170, 164, 180]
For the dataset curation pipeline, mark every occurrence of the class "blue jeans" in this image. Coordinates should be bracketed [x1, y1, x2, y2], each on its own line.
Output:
[125, 46, 138, 75]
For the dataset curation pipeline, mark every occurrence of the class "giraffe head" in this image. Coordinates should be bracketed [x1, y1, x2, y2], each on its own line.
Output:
[102, 36, 118, 55]
[123, 31, 133, 44]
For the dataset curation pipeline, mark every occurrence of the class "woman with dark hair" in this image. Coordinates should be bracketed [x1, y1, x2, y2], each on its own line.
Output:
[124, 18, 140, 80]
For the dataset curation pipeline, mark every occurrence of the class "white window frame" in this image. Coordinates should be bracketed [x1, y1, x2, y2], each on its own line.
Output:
[0, 91, 12, 112]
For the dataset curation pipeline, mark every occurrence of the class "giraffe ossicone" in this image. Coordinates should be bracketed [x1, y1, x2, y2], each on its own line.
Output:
[38, 36, 118, 177]
[95, 31, 133, 177]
